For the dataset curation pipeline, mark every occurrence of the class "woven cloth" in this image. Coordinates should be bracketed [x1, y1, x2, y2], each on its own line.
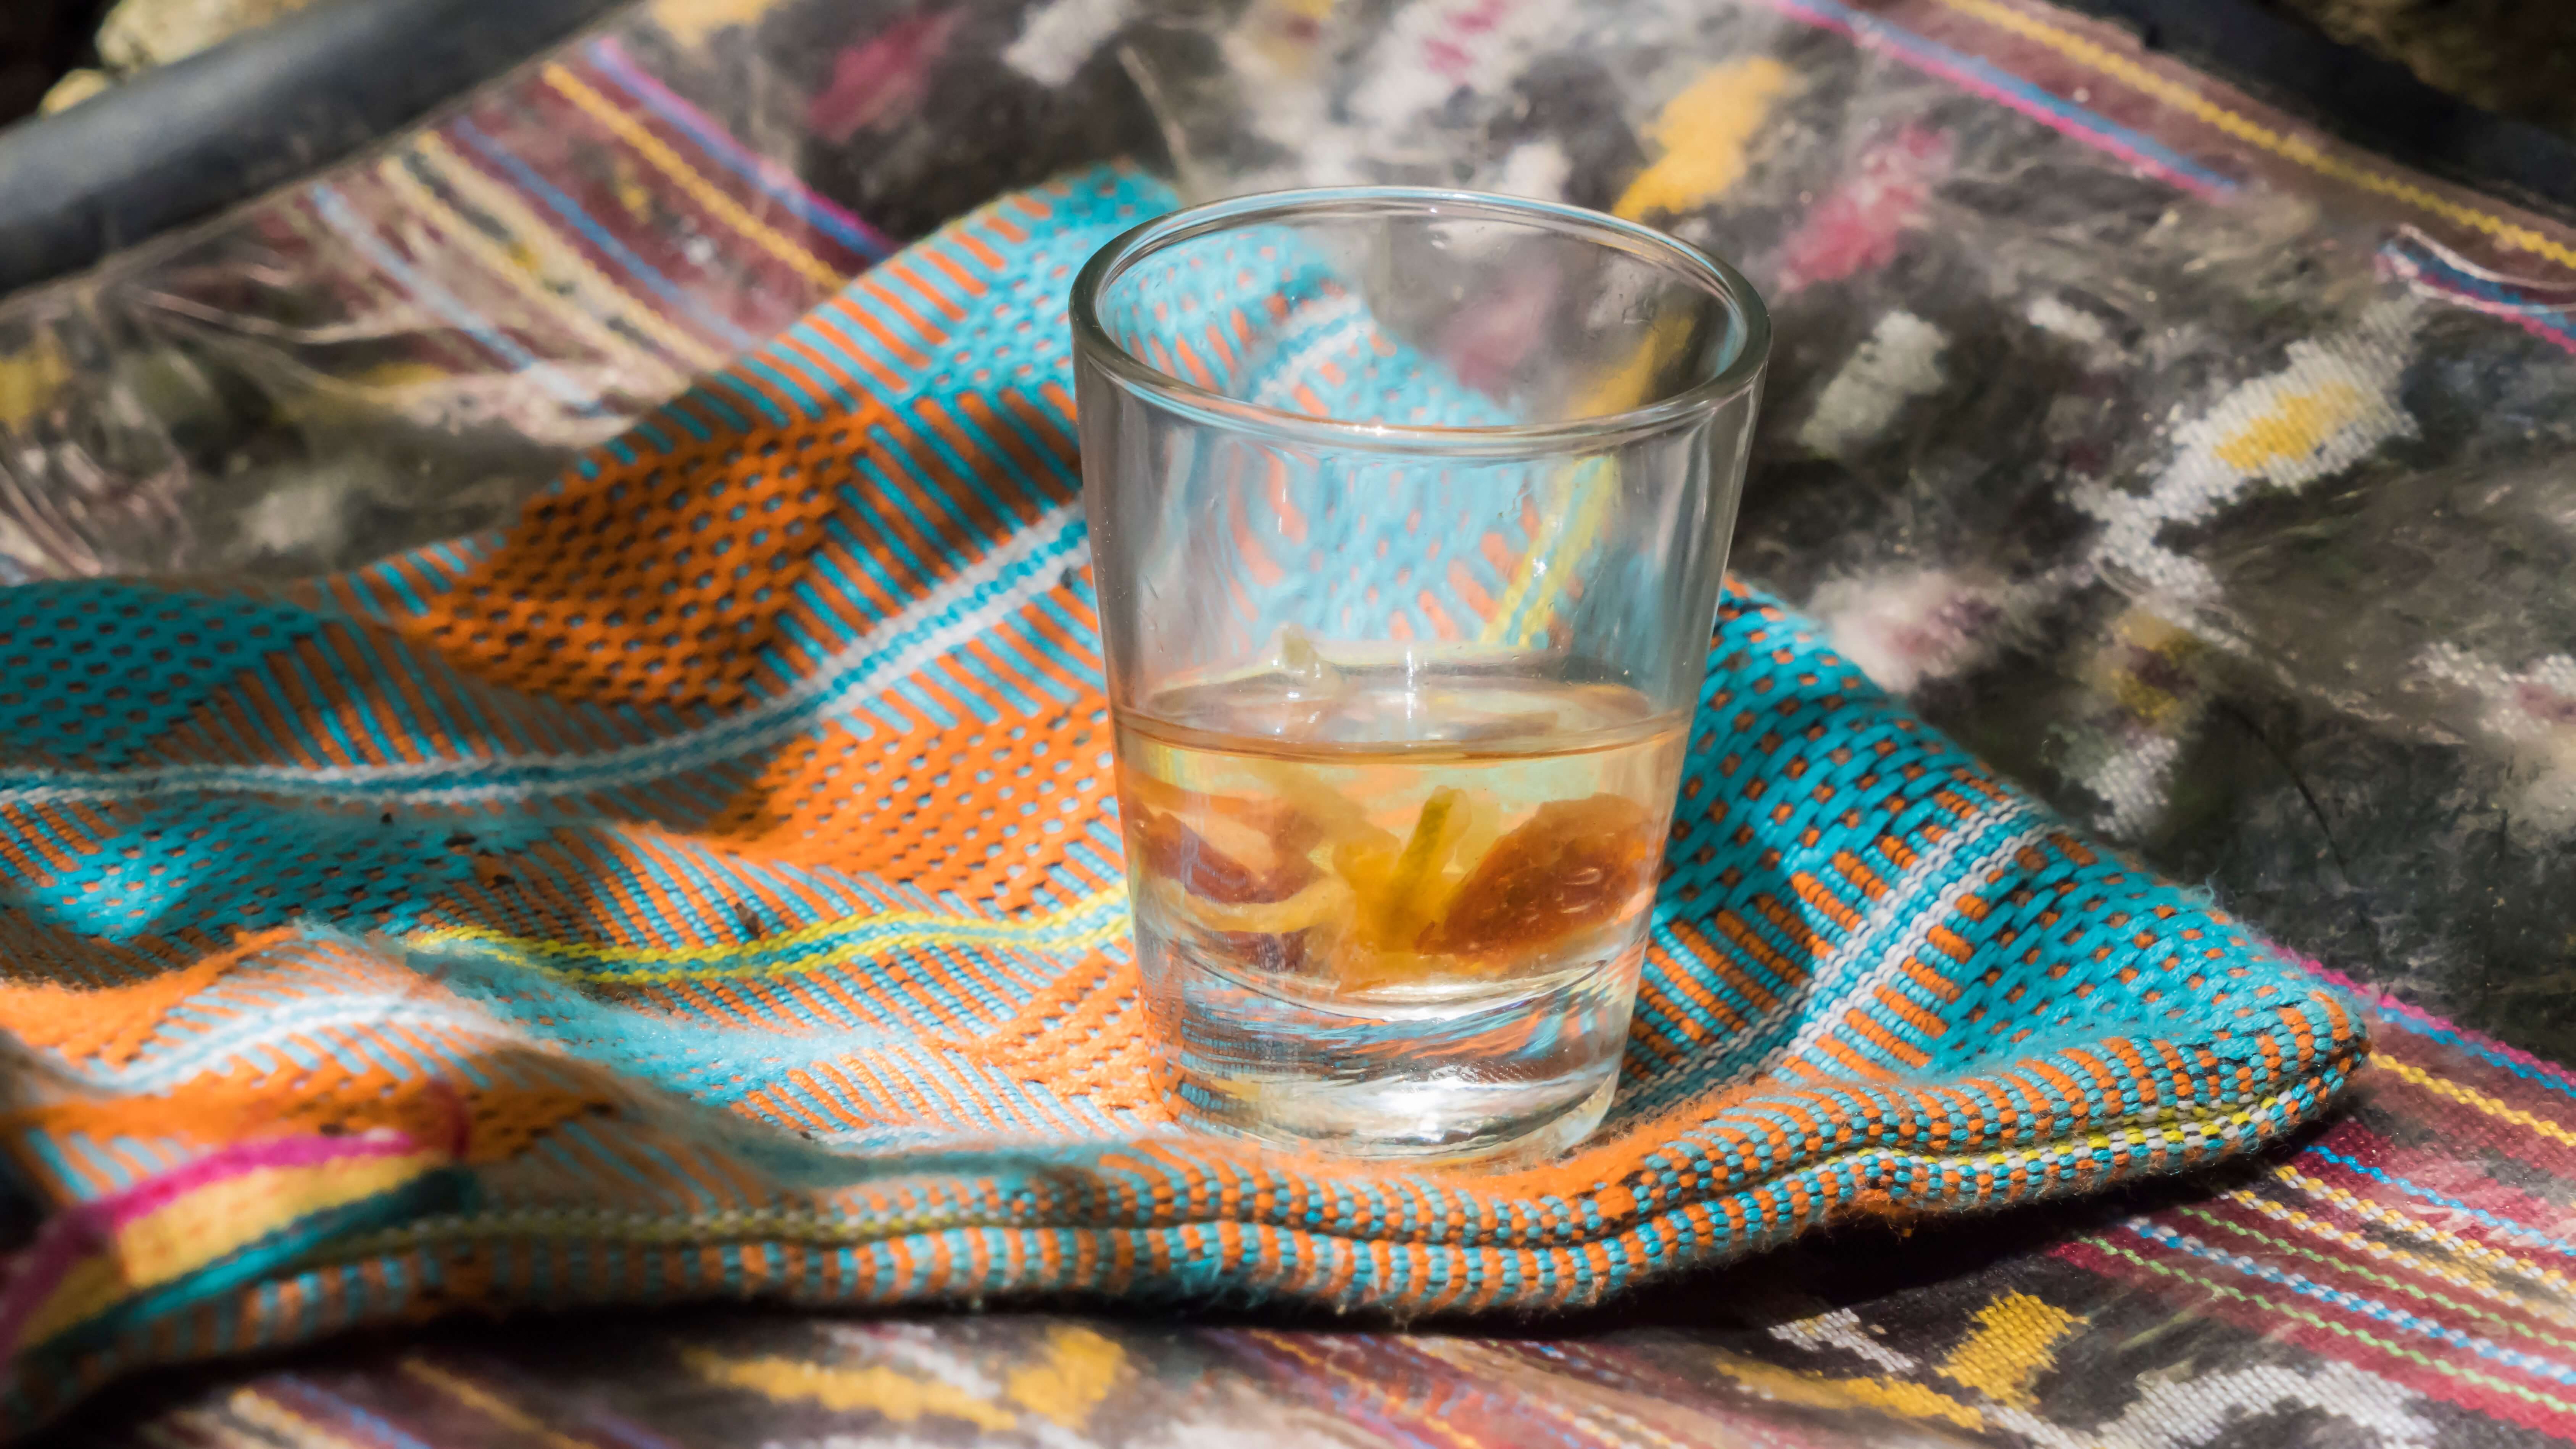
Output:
[68, 958, 2576, 1449]
[0, 163, 2362, 1435]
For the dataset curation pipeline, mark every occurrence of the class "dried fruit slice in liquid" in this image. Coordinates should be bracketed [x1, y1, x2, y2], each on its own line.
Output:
[1418, 792, 1659, 958]
[1125, 778, 1323, 905]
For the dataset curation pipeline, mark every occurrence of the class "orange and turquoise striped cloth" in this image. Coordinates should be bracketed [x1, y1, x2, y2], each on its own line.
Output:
[0, 164, 2363, 1437]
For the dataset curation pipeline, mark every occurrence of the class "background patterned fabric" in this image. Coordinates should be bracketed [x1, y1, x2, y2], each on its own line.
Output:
[0, 0, 2571, 1446]
[0, 0, 1153, 582]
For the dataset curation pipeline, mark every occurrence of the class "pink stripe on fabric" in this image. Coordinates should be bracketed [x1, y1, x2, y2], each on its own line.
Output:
[2296, 950, 2576, 1099]
[587, 34, 891, 250]
[0, 1131, 424, 1360]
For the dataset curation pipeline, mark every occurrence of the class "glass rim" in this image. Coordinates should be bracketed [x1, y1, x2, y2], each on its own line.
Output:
[1068, 184, 1772, 456]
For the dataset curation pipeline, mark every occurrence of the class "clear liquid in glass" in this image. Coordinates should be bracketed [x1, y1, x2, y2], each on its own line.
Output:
[1116, 655, 1684, 1159]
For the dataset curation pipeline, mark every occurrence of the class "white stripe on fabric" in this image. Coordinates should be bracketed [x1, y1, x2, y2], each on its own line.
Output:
[1693, 804, 2049, 1085]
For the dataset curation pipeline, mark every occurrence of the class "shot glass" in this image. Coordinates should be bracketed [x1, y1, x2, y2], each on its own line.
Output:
[1071, 187, 1768, 1160]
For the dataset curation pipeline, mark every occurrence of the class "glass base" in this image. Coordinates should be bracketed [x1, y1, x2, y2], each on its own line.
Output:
[1140, 934, 1639, 1163]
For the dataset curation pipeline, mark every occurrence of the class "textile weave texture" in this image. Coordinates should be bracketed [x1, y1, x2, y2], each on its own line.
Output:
[0, 165, 2361, 1435]
[58, 977, 2576, 1449]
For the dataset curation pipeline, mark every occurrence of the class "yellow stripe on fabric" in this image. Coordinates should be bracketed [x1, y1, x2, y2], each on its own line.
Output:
[683, 1349, 1019, 1431]
[402, 132, 730, 375]
[1929, 0, 2576, 274]
[1481, 458, 1612, 649]
[1518, 1378, 1704, 1449]
[650, 0, 790, 48]
[1002, 1325, 1124, 1428]
[2179, 1204, 2576, 1350]
[0, 348, 69, 430]
[1938, 1292, 2084, 1406]
[1478, 309, 1698, 649]
[542, 64, 849, 290]
[2381, 1058, 2576, 1150]
[2089, 1238, 2576, 1418]
[21, 1152, 443, 1348]
[2227, 1188, 2576, 1330]
[2275, 1164, 2576, 1298]
[2211, 382, 2371, 471]
[406, 885, 1131, 982]
[400, 1360, 602, 1449]
[230, 1389, 384, 1449]
[1613, 58, 1799, 221]
[371, 151, 691, 394]
[1711, 1352, 1985, 1432]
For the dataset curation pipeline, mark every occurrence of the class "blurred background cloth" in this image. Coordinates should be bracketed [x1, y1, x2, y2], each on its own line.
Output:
[17, 0, 2576, 133]
[0, 0, 2573, 1446]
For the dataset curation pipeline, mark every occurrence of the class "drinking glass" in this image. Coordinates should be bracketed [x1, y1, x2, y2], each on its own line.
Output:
[1070, 187, 1768, 1160]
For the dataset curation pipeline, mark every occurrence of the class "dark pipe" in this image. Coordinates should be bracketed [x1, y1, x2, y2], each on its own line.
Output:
[2056, 0, 2576, 222]
[0, 0, 632, 297]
